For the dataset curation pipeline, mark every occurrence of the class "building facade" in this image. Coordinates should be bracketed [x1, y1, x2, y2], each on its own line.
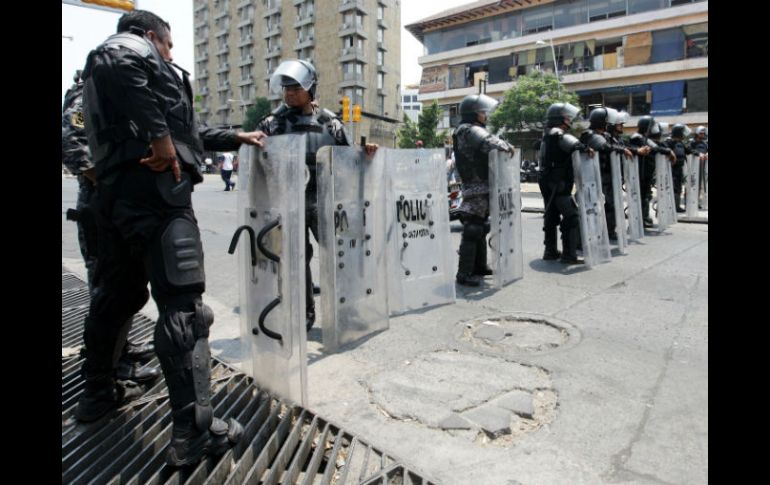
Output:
[406, 0, 707, 139]
[400, 85, 423, 123]
[193, 0, 402, 147]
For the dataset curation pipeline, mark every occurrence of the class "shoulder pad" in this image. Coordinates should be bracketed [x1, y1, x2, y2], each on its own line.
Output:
[317, 108, 339, 124]
[547, 127, 565, 137]
[102, 32, 154, 58]
[562, 133, 579, 145]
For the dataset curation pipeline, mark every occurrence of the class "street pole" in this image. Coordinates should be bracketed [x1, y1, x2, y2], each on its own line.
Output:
[549, 39, 561, 99]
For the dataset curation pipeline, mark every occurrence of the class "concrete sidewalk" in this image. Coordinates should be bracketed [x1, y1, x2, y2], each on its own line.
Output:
[62, 176, 707, 484]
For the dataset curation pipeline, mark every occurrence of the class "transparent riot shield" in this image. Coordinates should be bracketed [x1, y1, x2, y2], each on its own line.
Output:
[654, 153, 677, 232]
[316, 146, 388, 353]
[572, 151, 612, 268]
[622, 155, 644, 241]
[488, 149, 523, 289]
[685, 154, 700, 218]
[700, 157, 708, 210]
[385, 148, 456, 315]
[230, 134, 307, 406]
[610, 152, 628, 254]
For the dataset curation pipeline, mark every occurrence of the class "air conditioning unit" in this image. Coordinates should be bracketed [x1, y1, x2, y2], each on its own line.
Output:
[308, 35, 313, 40]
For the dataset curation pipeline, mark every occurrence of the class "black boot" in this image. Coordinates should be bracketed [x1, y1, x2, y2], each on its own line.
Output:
[115, 358, 161, 383]
[543, 247, 561, 260]
[74, 379, 145, 422]
[560, 225, 584, 265]
[306, 307, 316, 332]
[166, 403, 243, 467]
[473, 236, 493, 276]
[457, 232, 482, 286]
[125, 340, 155, 362]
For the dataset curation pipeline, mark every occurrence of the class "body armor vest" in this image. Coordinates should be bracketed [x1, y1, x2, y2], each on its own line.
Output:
[453, 123, 490, 184]
[274, 108, 339, 192]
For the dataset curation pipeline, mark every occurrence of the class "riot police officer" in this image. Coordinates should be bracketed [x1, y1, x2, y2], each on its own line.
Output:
[256, 59, 378, 328]
[628, 116, 675, 228]
[78, 10, 266, 466]
[579, 107, 633, 240]
[689, 126, 709, 205]
[664, 124, 703, 212]
[452, 94, 514, 286]
[538, 102, 594, 264]
[63, 70, 159, 386]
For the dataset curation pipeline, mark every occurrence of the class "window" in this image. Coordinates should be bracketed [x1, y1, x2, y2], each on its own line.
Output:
[683, 23, 708, 58]
[377, 6, 384, 20]
[377, 50, 384, 65]
[685, 78, 707, 112]
[588, 0, 626, 22]
[378, 28, 384, 43]
[522, 5, 553, 35]
[554, 0, 588, 29]
[378, 95, 385, 114]
[377, 73, 384, 89]
[627, 0, 667, 14]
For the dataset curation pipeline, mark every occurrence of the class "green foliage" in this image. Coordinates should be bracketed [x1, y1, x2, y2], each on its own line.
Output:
[489, 71, 580, 144]
[242, 97, 272, 131]
[194, 94, 203, 113]
[396, 100, 448, 148]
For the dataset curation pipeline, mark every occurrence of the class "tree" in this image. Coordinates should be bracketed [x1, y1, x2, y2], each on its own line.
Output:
[489, 71, 580, 146]
[242, 97, 272, 131]
[396, 100, 448, 148]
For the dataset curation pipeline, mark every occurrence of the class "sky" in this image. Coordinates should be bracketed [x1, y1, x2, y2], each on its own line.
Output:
[61, 0, 472, 104]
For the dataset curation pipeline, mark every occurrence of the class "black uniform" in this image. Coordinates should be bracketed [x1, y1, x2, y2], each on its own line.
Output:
[538, 127, 591, 261]
[579, 129, 628, 239]
[257, 106, 350, 326]
[663, 136, 695, 210]
[690, 138, 708, 197]
[628, 134, 673, 222]
[452, 121, 512, 282]
[79, 31, 243, 460]
[62, 78, 98, 288]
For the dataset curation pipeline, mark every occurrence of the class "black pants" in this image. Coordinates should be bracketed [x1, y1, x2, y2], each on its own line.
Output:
[221, 169, 234, 190]
[672, 164, 684, 208]
[84, 165, 206, 412]
[305, 194, 319, 317]
[539, 177, 580, 258]
[76, 175, 98, 291]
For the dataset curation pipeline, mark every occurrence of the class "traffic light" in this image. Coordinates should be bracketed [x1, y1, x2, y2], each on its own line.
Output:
[352, 104, 362, 122]
[72, 0, 136, 12]
[341, 96, 350, 122]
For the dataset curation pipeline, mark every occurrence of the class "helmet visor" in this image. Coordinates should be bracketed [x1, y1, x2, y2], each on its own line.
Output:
[269, 60, 316, 94]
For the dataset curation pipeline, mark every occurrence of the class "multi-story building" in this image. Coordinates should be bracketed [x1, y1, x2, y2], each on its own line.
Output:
[193, 0, 402, 147]
[400, 85, 422, 123]
[406, 0, 707, 155]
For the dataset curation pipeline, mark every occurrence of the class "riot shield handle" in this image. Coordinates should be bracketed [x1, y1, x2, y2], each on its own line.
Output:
[257, 297, 283, 342]
[257, 219, 281, 263]
[228, 225, 257, 267]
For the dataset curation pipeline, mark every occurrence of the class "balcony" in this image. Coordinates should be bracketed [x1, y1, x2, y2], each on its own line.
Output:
[339, 0, 368, 15]
[195, 53, 209, 63]
[264, 68, 277, 80]
[216, 46, 230, 55]
[195, 2, 208, 12]
[263, 25, 282, 38]
[377, 41, 386, 51]
[263, 4, 282, 17]
[198, 106, 210, 115]
[237, 0, 253, 7]
[338, 23, 367, 38]
[293, 0, 304, 5]
[339, 46, 367, 63]
[293, 14, 314, 28]
[294, 35, 315, 50]
[217, 81, 231, 92]
[217, 104, 230, 113]
[339, 72, 366, 88]
[198, 69, 209, 79]
[195, 19, 208, 29]
[217, 63, 230, 74]
[377, 18, 389, 29]
[238, 17, 254, 28]
[264, 45, 282, 59]
[214, 10, 228, 20]
[195, 37, 208, 45]
[237, 77, 254, 87]
[215, 27, 230, 38]
[267, 92, 282, 101]
[376, 64, 388, 74]
[238, 55, 255, 66]
[238, 35, 254, 47]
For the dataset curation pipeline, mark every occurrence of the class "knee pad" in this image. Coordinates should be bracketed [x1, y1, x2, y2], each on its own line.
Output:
[160, 218, 205, 290]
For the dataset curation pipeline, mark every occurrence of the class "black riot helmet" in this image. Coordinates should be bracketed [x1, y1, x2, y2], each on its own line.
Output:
[269, 59, 319, 99]
[671, 123, 691, 139]
[637, 115, 655, 136]
[649, 121, 662, 139]
[588, 107, 609, 130]
[545, 102, 581, 128]
[459, 94, 499, 124]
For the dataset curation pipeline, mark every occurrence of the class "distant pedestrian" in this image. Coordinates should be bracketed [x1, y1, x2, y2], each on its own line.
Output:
[219, 152, 236, 190]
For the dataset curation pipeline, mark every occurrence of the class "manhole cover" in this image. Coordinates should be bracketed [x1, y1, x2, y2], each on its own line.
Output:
[366, 350, 557, 446]
[458, 313, 579, 354]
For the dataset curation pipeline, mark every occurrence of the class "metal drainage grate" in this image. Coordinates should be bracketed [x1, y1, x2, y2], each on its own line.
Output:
[62, 269, 438, 485]
[63, 273, 87, 291]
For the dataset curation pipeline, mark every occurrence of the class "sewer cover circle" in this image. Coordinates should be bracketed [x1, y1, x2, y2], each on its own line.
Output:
[366, 349, 558, 445]
[458, 312, 580, 354]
